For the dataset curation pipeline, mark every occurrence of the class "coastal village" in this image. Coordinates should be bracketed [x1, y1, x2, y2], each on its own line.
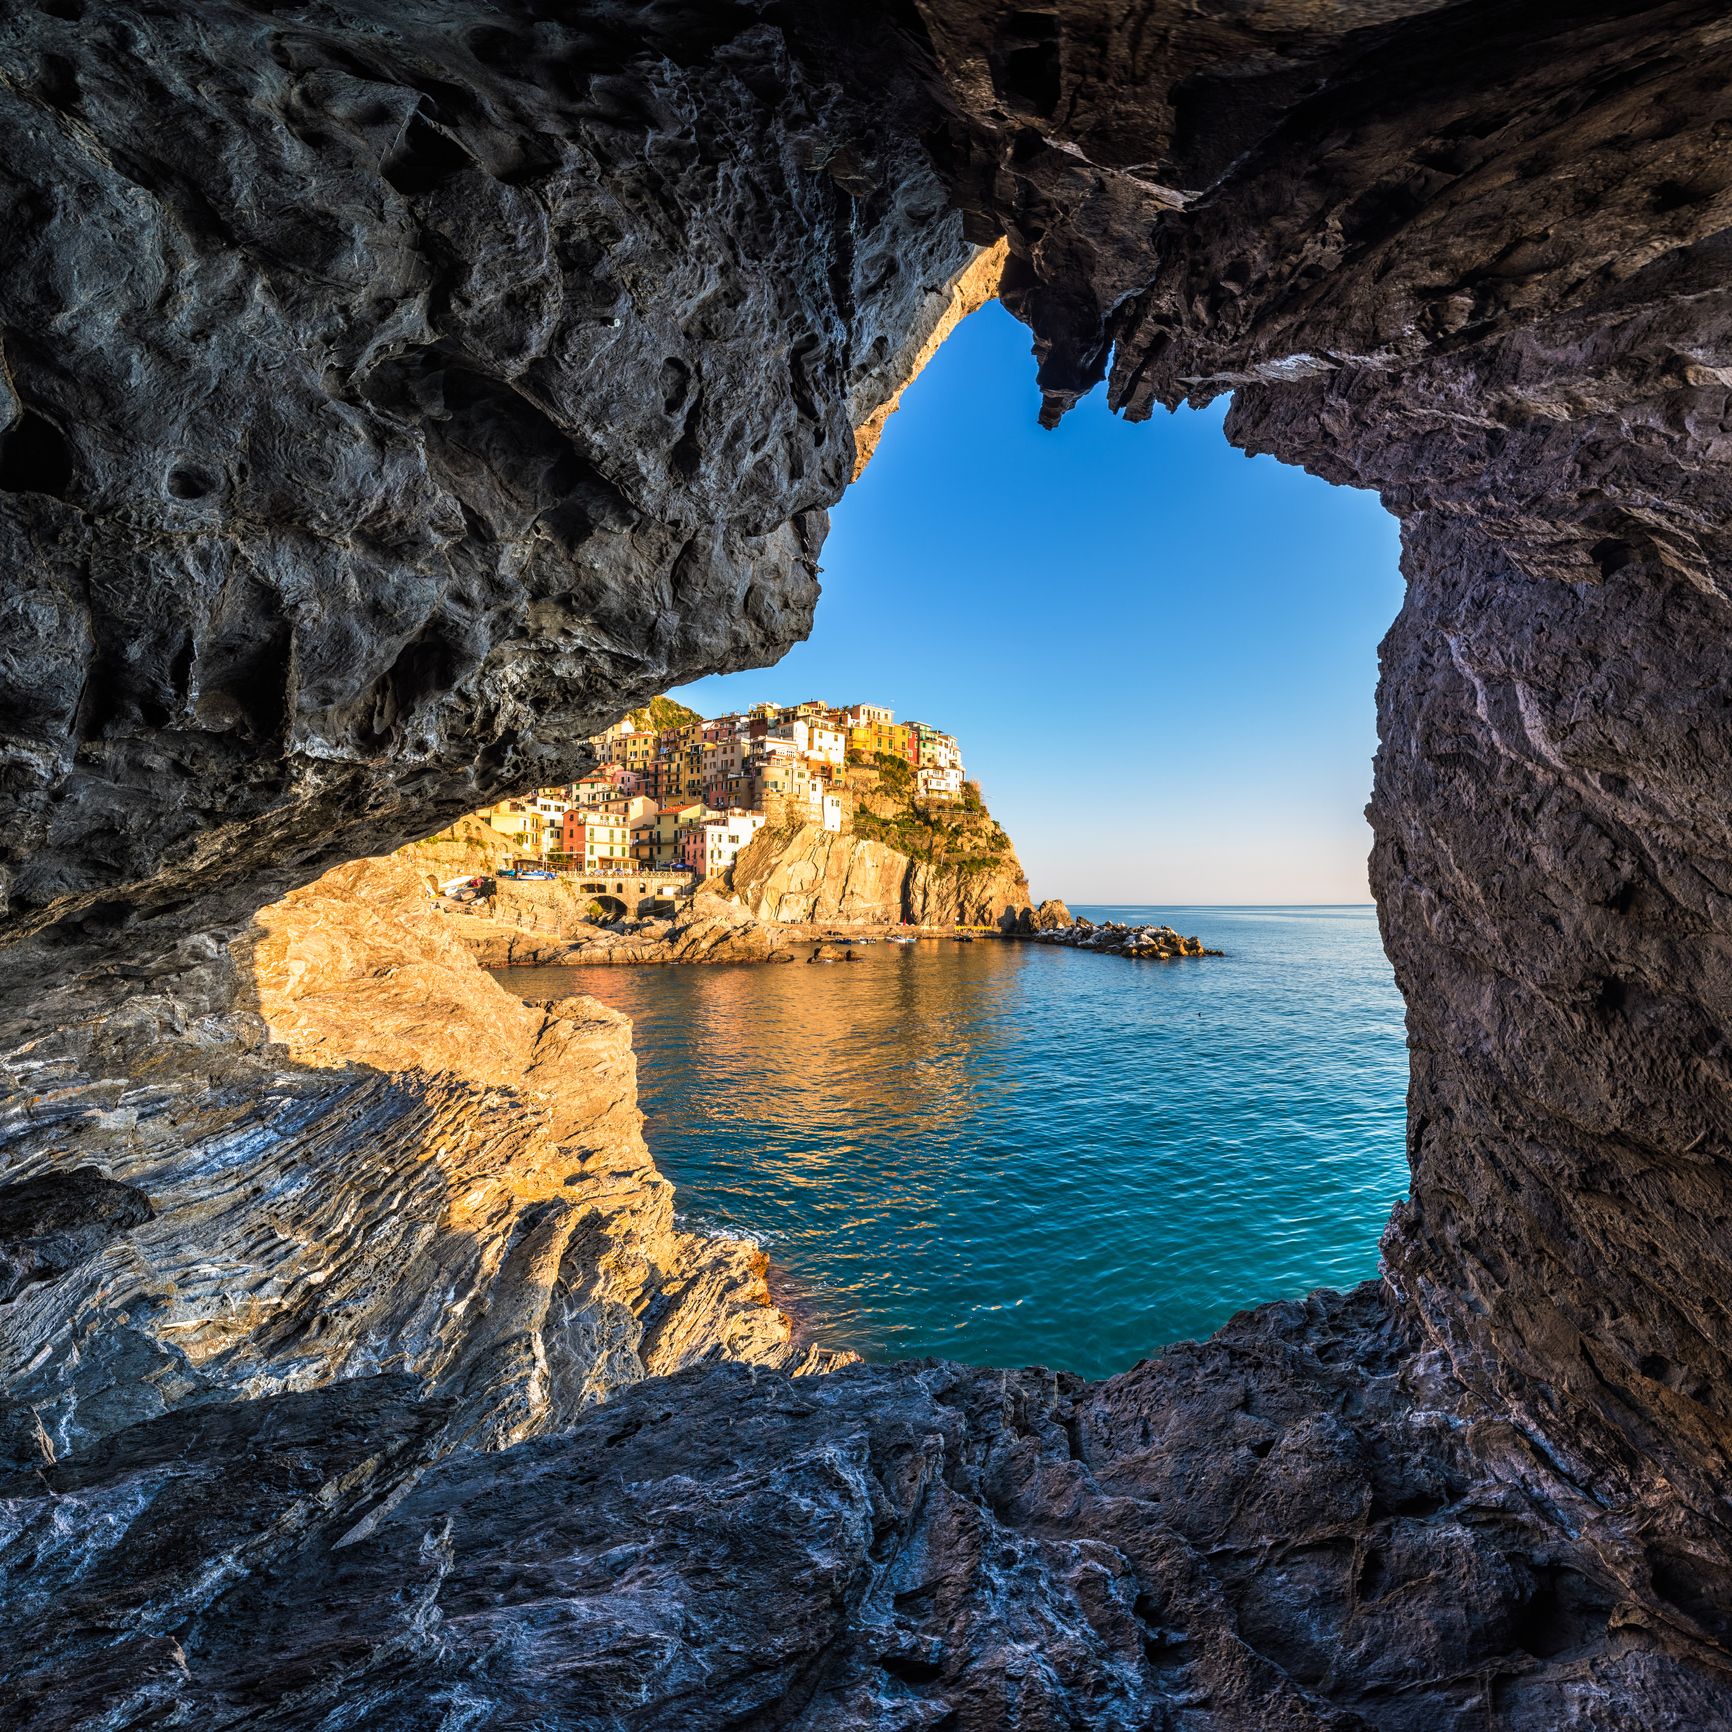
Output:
[472, 697, 967, 882]
[437, 695, 1212, 962]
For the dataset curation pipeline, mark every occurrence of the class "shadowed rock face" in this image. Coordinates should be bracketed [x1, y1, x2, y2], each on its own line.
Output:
[5, 0, 1732, 1724]
[0, 0, 973, 940]
[914, 0, 1732, 1576]
[7, 1293, 1727, 1731]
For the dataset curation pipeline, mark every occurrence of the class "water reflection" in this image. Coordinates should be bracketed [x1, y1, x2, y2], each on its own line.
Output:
[500, 909, 1409, 1378]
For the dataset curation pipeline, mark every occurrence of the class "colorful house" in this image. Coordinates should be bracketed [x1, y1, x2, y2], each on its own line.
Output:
[678, 810, 767, 878]
[641, 801, 712, 868]
[560, 810, 633, 872]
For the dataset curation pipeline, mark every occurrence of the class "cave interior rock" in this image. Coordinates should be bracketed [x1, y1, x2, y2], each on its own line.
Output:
[3, 0, 1732, 1726]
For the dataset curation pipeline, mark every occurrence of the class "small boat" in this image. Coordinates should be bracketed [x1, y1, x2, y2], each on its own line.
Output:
[888, 935, 917, 945]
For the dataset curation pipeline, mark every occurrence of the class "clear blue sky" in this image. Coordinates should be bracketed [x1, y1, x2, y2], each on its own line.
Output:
[673, 300, 1404, 904]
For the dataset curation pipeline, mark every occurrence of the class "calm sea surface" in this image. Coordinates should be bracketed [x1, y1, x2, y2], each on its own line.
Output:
[499, 906, 1409, 1379]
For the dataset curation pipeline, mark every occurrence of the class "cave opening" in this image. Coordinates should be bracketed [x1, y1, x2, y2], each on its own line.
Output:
[518, 297, 1413, 1376]
[8, 4, 1732, 1717]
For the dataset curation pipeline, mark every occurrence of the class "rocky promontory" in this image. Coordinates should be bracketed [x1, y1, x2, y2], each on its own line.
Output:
[462, 888, 796, 967]
[722, 818, 1029, 929]
[395, 771, 1042, 969]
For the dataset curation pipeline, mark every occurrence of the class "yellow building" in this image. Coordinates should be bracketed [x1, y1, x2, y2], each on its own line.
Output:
[479, 794, 568, 860]
[601, 727, 659, 776]
[846, 718, 915, 763]
[641, 801, 712, 868]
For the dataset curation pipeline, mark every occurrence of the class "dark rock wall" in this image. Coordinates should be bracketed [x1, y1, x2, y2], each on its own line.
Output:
[9, 1293, 1726, 1731]
[909, 0, 1732, 1572]
[0, 0, 972, 939]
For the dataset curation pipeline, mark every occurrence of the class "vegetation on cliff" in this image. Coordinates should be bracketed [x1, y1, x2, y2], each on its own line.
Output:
[626, 695, 703, 733]
[722, 755, 1031, 928]
[845, 751, 1014, 873]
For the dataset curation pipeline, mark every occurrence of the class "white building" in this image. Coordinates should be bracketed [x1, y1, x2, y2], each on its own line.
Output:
[842, 702, 893, 729]
[679, 810, 767, 878]
[767, 717, 844, 768]
[594, 793, 658, 828]
[915, 765, 964, 800]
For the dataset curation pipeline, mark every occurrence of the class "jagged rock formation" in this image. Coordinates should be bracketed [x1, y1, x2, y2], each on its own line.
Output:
[1029, 918, 1217, 961]
[725, 819, 1031, 927]
[1019, 898, 1075, 932]
[850, 234, 1009, 479]
[7, 1289, 1724, 1730]
[0, 853, 827, 1475]
[4, 0, 1732, 1725]
[0, 0, 976, 943]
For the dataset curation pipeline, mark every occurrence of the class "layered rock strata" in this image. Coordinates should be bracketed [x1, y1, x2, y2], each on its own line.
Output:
[5, 1288, 1723, 1730]
[0, 854, 827, 1473]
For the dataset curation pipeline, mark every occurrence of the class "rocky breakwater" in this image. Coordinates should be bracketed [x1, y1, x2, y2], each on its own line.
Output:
[0, 852, 831, 1476]
[1026, 915, 1221, 961]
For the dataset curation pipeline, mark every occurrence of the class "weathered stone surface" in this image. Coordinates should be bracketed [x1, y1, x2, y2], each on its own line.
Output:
[725, 820, 1031, 928]
[851, 235, 1009, 480]
[0, 0, 975, 943]
[465, 886, 794, 967]
[897, 0, 1732, 1606]
[0, 853, 828, 1470]
[0, 1167, 151, 1308]
[4, 0, 1732, 1724]
[1009, 898, 1076, 933]
[3, 1289, 1723, 1730]
[1027, 918, 1218, 961]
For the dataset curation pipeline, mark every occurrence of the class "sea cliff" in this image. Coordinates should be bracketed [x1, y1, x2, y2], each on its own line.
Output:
[405, 774, 1040, 969]
[722, 818, 1030, 929]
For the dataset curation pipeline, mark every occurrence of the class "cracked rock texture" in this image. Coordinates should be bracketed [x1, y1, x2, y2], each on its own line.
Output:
[4, 0, 1732, 1726]
[724, 818, 1033, 928]
[0, 853, 827, 1472]
[0, 0, 974, 941]
[5, 1291, 1726, 1730]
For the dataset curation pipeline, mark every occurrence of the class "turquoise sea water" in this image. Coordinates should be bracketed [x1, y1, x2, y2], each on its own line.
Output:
[501, 906, 1409, 1379]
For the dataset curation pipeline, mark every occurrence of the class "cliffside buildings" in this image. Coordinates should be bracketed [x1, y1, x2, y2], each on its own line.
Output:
[473, 699, 965, 882]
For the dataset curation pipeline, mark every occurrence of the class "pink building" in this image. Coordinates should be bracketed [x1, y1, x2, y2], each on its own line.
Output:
[677, 810, 767, 878]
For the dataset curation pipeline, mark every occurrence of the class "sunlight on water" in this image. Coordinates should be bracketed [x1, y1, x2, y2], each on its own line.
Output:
[500, 907, 1408, 1379]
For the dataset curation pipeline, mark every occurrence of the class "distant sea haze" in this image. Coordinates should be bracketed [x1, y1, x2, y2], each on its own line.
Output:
[501, 905, 1408, 1378]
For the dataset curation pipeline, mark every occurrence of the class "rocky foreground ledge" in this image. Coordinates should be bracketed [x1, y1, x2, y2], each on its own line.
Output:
[3, 1283, 1719, 1729]
[0, 853, 836, 1477]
